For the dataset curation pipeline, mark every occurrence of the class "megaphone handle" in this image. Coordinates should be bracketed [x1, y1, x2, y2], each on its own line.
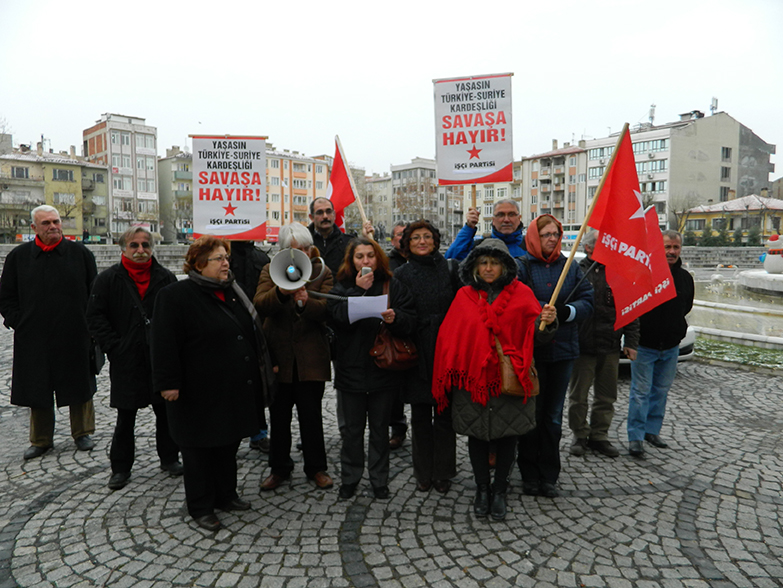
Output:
[297, 300, 304, 308]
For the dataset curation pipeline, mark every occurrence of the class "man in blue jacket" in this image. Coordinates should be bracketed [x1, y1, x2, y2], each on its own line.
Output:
[444, 199, 525, 260]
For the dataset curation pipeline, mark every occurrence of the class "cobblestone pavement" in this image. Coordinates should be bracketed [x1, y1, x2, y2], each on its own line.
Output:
[1, 325, 782, 588]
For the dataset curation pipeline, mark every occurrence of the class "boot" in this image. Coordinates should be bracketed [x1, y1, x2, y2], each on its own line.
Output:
[490, 488, 507, 520]
[473, 484, 490, 518]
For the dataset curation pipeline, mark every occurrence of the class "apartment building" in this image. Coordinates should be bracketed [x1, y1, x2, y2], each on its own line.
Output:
[0, 138, 108, 242]
[82, 113, 159, 240]
[157, 146, 193, 242]
[583, 110, 775, 230]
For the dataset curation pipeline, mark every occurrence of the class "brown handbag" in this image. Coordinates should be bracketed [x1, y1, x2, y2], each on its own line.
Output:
[494, 337, 539, 397]
[370, 324, 419, 370]
[369, 281, 419, 371]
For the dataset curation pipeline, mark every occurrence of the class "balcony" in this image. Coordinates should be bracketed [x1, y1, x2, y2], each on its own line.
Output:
[539, 167, 550, 176]
[82, 178, 95, 191]
[174, 171, 192, 180]
[553, 166, 565, 175]
[175, 190, 192, 198]
[0, 172, 45, 188]
[540, 184, 551, 193]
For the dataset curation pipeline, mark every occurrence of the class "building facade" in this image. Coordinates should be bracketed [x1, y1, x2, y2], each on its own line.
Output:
[685, 192, 783, 242]
[82, 113, 159, 240]
[0, 139, 108, 243]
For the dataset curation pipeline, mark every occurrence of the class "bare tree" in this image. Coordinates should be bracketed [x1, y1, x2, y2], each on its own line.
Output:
[667, 192, 701, 231]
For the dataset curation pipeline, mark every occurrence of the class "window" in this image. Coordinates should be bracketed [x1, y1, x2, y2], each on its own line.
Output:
[720, 186, 730, 202]
[270, 177, 280, 186]
[316, 164, 324, 174]
[284, 161, 288, 170]
[113, 178, 123, 190]
[569, 157, 576, 166]
[721, 147, 732, 162]
[654, 202, 666, 214]
[497, 188, 507, 199]
[137, 178, 146, 191]
[484, 187, 495, 200]
[53, 192, 75, 205]
[94, 173, 105, 183]
[588, 166, 605, 180]
[270, 159, 280, 169]
[112, 154, 121, 168]
[177, 182, 190, 191]
[145, 135, 155, 149]
[271, 194, 280, 202]
[111, 131, 120, 145]
[721, 166, 731, 181]
[531, 179, 538, 188]
[123, 177, 132, 191]
[588, 186, 598, 198]
[578, 174, 586, 183]
[11, 167, 29, 179]
[122, 155, 131, 168]
[483, 221, 491, 233]
[137, 157, 145, 170]
[147, 179, 155, 192]
[531, 194, 537, 204]
[146, 157, 155, 171]
[292, 179, 307, 190]
[177, 162, 190, 171]
[484, 204, 493, 215]
[121, 133, 131, 146]
[712, 218, 727, 230]
[52, 168, 74, 182]
[316, 181, 324, 190]
[293, 163, 306, 172]
[136, 135, 145, 148]
[685, 219, 706, 231]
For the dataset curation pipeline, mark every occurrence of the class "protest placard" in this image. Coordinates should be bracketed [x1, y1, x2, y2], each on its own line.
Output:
[433, 73, 513, 185]
[191, 135, 268, 240]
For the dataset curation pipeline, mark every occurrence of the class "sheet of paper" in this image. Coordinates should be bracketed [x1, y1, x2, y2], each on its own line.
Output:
[348, 295, 388, 324]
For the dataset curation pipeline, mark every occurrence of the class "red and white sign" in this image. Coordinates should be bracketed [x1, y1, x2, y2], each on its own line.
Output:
[191, 135, 267, 240]
[433, 72, 513, 185]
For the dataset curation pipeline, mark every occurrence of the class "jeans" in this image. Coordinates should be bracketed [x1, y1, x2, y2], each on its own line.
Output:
[627, 345, 679, 442]
[517, 359, 573, 485]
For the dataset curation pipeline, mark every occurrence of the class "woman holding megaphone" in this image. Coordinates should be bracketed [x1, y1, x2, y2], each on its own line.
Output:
[254, 223, 335, 492]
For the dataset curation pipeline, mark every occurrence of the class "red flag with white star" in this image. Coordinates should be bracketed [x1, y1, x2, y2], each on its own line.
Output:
[589, 128, 675, 328]
[327, 137, 357, 230]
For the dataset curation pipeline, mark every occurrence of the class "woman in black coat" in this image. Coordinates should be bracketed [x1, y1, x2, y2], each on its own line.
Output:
[393, 220, 459, 493]
[151, 236, 274, 532]
[328, 237, 415, 500]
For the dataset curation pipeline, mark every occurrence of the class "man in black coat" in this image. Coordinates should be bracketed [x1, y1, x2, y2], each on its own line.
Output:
[87, 227, 182, 489]
[307, 197, 355, 273]
[387, 221, 408, 450]
[0, 205, 98, 460]
[627, 230, 694, 458]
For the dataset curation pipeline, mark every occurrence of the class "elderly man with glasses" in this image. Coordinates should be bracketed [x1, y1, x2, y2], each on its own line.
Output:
[87, 227, 182, 490]
[445, 199, 526, 261]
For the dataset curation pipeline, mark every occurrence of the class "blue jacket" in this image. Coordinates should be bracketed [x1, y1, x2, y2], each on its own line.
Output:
[516, 254, 593, 363]
[444, 224, 526, 260]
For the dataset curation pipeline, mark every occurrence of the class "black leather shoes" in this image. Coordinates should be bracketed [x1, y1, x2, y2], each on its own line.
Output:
[490, 490, 507, 520]
[108, 472, 131, 490]
[540, 482, 558, 498]
[416, 480, 432, 492]
[587, 439, 620, 458]
[373, 486, 389, 499]
[644, 433, 669, 448]
[260, 473, 289, 491]
[160, 461, 184, 476]
[219, 498, 251, 511]
[433, 479, 451, 494]
[23, 445, 52, 460]
[338, 483, 357, 500]
[522, 482, 539, 496]
[629, 440, 645, 457]
[474, 484, 491, 518]
[75, 435, 95, 451]
[193, 514, 221, 531]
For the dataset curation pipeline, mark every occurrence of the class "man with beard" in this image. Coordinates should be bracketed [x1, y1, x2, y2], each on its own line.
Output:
[307, 197, 355, 273]
[87, 227, 182, 489]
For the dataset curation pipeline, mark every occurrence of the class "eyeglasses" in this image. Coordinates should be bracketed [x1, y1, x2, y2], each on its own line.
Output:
[494, 212, 519, 219]
[539, 232, 561, 240]
[410, 234, 434, 242]
[207, 255, 230, 263]
[314, 208, 334, 216]
[127, 242, 151, 249]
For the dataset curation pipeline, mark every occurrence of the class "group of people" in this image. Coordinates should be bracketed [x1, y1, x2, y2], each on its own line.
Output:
[0, 199, 693, 531]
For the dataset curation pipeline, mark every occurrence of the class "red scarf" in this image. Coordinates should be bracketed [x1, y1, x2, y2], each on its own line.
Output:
[121, 255, 153, 299]
[525, 214, 563, 263]
[35, 235, 62, 252]
[432, 280, 541, 411]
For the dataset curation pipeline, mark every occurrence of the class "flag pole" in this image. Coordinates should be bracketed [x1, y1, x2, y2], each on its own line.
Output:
[335, 135, 373, 241]
[539, 122, 630, 330]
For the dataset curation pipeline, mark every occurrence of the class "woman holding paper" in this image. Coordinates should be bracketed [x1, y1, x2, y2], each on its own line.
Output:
[393, 220, 459, 494]
[328, 237, 416, 500]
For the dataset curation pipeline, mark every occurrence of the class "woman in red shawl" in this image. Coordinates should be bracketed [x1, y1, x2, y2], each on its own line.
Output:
[432, 239, 557, 520]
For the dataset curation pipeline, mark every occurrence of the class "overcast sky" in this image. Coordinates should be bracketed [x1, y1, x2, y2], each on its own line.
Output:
[2, 0, 781, 179]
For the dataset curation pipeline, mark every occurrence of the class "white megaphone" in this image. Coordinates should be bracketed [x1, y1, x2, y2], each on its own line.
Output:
[269, 248, 314, 290]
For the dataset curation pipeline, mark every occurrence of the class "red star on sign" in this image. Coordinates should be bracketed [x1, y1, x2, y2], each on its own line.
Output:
[467, 145, 482, 159]
[223, 203, 237, 216]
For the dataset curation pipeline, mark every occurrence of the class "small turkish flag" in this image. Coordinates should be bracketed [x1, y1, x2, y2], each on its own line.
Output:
[326, 137, 357, 230]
